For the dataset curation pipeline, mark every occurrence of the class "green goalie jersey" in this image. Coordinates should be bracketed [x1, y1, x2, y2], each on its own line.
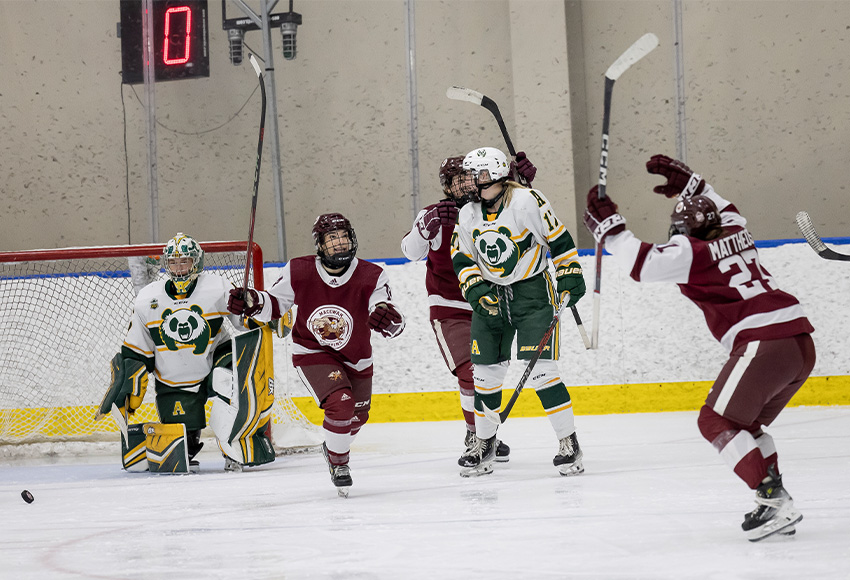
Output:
[451, 186, 579, 287]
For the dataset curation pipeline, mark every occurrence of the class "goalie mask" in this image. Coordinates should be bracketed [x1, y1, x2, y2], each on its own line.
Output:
[439, 156, 477, 207]
[163, 233, 204, 293]
[670, 195, 721, 239]
[312, 213, 358, 270]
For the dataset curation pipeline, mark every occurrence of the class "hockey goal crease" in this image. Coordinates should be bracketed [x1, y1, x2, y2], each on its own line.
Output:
[0, 241, 321, 456]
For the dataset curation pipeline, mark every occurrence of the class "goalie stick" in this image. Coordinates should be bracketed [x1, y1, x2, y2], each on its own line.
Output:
[481, 299, 569, 425]
[591, 33, 659, 349]
[446, 85, 591, 350]
[241, 54, 267, 317]
[796, 211, 850, 261]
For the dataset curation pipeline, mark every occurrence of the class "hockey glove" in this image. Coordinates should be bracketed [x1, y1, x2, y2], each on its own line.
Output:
[368, 303, 405, 338]
[228, 288, 263, 317]
[460, 275, 500, 317]
[556, 262, 586, 308]
[646, 154, 705, 199]
[511, 151, 537, 185]
[416, 200, 459, 241]
[584, 186, 626, 244]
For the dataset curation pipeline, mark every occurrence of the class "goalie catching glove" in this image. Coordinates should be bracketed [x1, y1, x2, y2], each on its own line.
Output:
[584, 186, 627, 245]
[368, 303, 405, 338]
[646, 154, 705, 199]
[556, 262, 586, 307]
[460, 275, 500, 317]
[227, 288, 263, 317]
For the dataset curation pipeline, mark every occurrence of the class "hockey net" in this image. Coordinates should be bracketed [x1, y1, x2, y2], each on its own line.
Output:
[0, 241, 320, 454]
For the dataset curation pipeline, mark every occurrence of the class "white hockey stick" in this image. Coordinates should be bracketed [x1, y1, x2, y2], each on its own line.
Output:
[591, 33, 659, 349]
[796, 211, 850, 261]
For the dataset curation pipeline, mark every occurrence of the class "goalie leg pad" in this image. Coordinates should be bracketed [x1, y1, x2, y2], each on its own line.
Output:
[210, 328, 276, 468]
[122, 423, 149, 472]
[96, 353, 148, 420]
[144, 422, 190, 474]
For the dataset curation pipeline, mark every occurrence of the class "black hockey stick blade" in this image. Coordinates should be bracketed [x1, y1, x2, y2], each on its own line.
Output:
[796, 211, 850, 261]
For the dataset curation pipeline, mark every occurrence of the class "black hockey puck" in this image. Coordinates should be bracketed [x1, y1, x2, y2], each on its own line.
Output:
[21, 490, 34, 503]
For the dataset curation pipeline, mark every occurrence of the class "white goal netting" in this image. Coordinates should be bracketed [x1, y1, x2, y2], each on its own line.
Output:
[0, 242, 320, 454]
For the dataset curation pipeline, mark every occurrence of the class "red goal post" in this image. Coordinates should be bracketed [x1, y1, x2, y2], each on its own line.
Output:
[0, 241, 318, 450]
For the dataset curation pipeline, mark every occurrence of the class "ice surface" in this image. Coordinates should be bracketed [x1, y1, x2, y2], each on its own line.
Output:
[2, 407, 848, 579]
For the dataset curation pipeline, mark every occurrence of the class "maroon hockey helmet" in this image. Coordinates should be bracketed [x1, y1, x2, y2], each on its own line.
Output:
[312, 213, 358, 269]
[439, 157, 465, 190]
[670, 195, 721, 239]
[439, 156, 478, 206]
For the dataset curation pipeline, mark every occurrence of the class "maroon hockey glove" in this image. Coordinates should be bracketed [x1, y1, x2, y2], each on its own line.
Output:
[416, 201, 458, 241]
[368, 304, 404, 338]
[511, 151, 537, 185]
[228, 288, 262, 317]
[584, 186, 626, 244]
[646, 154, 705, 198]
[556, 262, 586, 308]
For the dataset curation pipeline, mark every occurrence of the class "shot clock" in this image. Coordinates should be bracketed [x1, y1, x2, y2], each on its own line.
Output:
[120, 0, 210, 84]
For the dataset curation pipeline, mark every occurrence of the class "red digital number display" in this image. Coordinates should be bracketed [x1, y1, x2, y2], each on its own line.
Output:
[120, 0, 210, 84]
[162, 6, 192, 65]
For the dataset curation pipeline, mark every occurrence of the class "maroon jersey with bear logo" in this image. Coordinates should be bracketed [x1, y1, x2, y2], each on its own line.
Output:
[261, 256, 396, 375]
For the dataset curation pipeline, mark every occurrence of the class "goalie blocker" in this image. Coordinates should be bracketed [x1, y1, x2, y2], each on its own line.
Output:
[97, 327, 276, 473]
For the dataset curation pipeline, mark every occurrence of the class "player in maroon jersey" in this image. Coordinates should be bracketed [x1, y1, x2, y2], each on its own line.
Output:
[400, 153, 537, 463]
[584, 154, 815, 541]
[227, 213, 405, 497]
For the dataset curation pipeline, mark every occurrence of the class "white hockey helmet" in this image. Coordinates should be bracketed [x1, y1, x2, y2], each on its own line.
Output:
[462, 147, 510, 187]
[163, 233, 204, 293]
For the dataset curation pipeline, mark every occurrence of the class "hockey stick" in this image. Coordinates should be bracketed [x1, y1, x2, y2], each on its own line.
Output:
[591, 33, 659, 349]
[446, 85, 591, 349]
[241, 54, 267, 316]
[481, 298, 569, 425]
[796, 211, 850, 261]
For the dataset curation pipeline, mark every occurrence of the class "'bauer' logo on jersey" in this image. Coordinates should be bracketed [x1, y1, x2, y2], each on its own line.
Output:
[307, 305, 354, 350]
[472, 226, 520, 277]
[159, 305, 211, 354]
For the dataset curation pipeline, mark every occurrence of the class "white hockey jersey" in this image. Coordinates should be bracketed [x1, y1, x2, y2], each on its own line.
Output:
[451, 187, 579, 287]
[123, 272, 242, 389]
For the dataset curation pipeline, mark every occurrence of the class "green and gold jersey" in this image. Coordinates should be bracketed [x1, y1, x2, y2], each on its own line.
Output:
[451, 186, 579, 287]
[123, 272, 241, 388]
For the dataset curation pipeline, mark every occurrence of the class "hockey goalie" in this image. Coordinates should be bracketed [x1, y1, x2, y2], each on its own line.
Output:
[95, 233, 275, 474]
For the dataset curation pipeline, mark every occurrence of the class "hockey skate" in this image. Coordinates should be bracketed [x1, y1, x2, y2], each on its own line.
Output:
[223, 457, 243, 473]
[741, 467, 802, 541]
[322, 443, 353, 497]
[458, 434, 497, 477]
[553, 432, 584, 476]
[462, 430, 510, 463]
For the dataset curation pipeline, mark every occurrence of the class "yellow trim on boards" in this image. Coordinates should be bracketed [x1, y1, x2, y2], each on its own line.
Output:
[290, 375, 850, 424]
[2, 376, 847, 439]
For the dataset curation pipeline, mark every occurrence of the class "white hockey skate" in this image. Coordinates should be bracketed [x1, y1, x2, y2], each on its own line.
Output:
[742, 468, 802, 541]
[553, 432, 584, 476]
[458, 435, 496, 477]
[223, 457, 243, 473]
